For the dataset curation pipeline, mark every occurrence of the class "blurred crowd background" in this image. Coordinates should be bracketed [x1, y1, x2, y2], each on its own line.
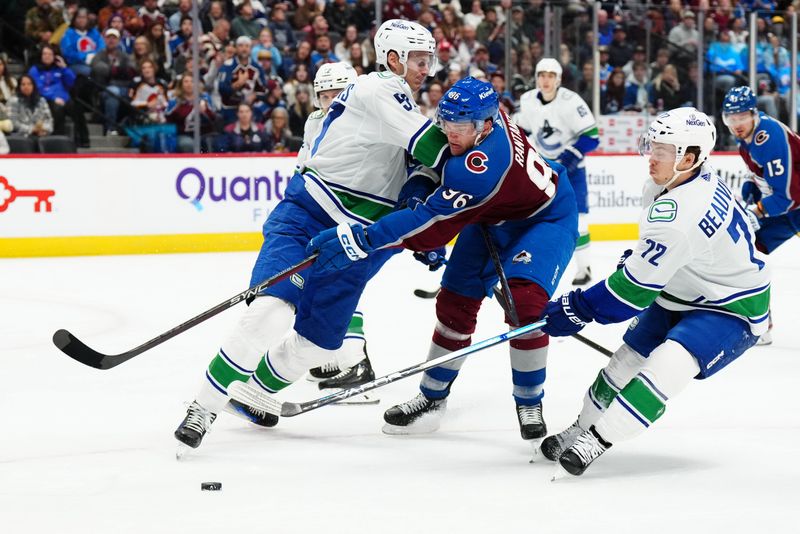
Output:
[0, 0, 797, 154]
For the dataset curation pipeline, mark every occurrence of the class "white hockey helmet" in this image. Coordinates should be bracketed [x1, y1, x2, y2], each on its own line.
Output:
[374, 19, 437, 77]
[313, 61, 357, 108]
[638, 107, 716, 187]
[535, 57, 563, 80]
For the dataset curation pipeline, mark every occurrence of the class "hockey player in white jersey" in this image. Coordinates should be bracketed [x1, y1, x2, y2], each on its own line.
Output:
[174, 19, 449, 451]
[294, 62, 375, 395]
[539, 108, 770, 477]
[515, 58, 599, 285]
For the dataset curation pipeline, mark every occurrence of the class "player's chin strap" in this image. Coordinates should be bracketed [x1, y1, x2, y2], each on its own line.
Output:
[663, 158, 703, 190]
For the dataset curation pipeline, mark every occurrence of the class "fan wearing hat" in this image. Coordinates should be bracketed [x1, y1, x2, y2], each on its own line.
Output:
[218, 35, 269, 123]
[667, 9, 700, 54]
[515, 58, 600, 285]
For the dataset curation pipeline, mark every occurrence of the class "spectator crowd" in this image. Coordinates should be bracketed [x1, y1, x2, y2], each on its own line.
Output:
[0, 0, 798, 154]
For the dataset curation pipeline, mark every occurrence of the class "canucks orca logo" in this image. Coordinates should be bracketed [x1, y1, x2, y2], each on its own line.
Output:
[536, 119, 562, 152]
[466, 150, 488, 173]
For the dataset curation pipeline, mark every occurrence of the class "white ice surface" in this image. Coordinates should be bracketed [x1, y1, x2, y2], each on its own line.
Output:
[2, 241, 799, 533]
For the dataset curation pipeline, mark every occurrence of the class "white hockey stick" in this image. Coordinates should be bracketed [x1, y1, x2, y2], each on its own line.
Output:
[228, 318, 547, 417]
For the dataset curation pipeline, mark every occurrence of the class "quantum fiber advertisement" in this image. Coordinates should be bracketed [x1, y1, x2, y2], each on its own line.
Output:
[0, 153, 752, 256]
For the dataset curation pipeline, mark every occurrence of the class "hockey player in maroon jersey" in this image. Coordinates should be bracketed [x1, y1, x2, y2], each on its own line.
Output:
[308, 77, 578, 441]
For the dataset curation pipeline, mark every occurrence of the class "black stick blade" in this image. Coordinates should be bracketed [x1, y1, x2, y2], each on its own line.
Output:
[53, 329, 115, 370]
[413, 288, 440, 299]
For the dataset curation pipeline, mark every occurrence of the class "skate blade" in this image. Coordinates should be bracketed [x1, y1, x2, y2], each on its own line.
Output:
[551, 463, 573, 482]
[526, 439, 543, 463]
[176, 443, 192, 461]
[756, 334, 772, 346]
[382, 415, 442, 436]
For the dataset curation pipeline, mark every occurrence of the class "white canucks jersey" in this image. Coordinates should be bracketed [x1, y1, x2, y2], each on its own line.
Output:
[514, 87, 597, 160]
[604, 164, 771, 334]
[301, 71, 448, 225]
[295, 109, 324, 170]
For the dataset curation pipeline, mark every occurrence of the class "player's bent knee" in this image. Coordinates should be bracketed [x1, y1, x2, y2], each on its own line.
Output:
[637, 340, 700, 399]
[435, 287, 482, 335]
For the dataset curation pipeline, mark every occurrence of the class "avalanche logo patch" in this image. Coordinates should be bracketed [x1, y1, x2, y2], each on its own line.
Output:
[647, 199, 677, 222]
[512, 250, 532, 264]
[754, 130, 769, 146]
[466, 150, 488, 173]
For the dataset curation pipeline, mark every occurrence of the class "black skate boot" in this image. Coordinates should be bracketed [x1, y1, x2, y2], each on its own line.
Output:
[557, 426, 612, 477]
[383, 393, 448, 434]
[227, 399, 279, 427]
[307, 360, 341, 382]
[318, 355, 378, 404]
[174, 401, 217, 449]
[540, 420, 584, 461]
[516, 403, 547, 440]
[572, 266, 592, 286]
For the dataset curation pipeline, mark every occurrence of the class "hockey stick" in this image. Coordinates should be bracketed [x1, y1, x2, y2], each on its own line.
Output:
[52, 254, 318, 370]
[413, 287, 440, 299]
[482, 227, 614, 359]
[228, 318, 548, 417]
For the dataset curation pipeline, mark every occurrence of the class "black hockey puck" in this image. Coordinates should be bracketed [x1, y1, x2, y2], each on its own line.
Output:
[201, 482, 222, 491]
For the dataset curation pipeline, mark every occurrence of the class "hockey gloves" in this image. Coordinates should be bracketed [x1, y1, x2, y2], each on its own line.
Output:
[396, 171, 438, 211]
[307, 223, 373, 275]
[542, 289, 594, 337]
[741, 181, 762, 205]
[558, 146, 583, 176]
[413, 247, 447, 271]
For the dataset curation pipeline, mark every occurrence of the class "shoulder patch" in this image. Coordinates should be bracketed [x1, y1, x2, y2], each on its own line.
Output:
[465, 150, 489, 174]
[754, 130, 769, 146]
[309, 109, 325, 119]
[560, 89, 574, 101]
[648, 199, 677, 222]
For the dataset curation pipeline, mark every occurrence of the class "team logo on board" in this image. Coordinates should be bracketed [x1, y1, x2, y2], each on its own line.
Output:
[0, 176, 55, 213]
[466, 150, 488, 173]
[754, 131, 769, 146]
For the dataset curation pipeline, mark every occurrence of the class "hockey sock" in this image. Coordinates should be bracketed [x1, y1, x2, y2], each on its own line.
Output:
[334, 311, 367, 370]
[259, 330, 338, 388]
[198, 297, 294, 412]
[579, 344, 646, 429]
[507, 280, 549, 406]
[419, 330, 468, 400]
[594, 340, 699, 443]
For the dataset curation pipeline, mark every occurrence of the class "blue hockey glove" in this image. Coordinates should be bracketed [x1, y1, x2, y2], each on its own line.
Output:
[307, 223, 373, 275]
[396, 169, 438, 210]
[616, 249, 633, 271]
[542, 289, 594, 337]
[741, 181, 762, 204]
[558, 146, 583, 175]
[413, 247, 447, 271]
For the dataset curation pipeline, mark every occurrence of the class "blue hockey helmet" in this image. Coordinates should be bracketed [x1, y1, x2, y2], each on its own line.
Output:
[436, 76, 499, 132]
[722, 86, 757, 125]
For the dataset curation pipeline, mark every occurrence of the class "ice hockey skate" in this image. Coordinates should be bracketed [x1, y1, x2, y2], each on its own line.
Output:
[516, 403, 546, 449]
[318, 355, 378, 404]
[571, 266, 592, 286]
[537, 420, 584, 462]
[225, 399, 279, 427]
[383, 393, 448, 435]
[174, 401, 217, 458]
[552, 427, 611, 480]
[307, 360, 341, 382]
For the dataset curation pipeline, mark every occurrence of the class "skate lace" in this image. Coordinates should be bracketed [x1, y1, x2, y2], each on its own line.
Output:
[185, 402, 214, 434]
[517, 405, 543, 425]
[320, 361, 339, 373]
[398, 394, 430, 415]
[570, 431, 606, 465]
